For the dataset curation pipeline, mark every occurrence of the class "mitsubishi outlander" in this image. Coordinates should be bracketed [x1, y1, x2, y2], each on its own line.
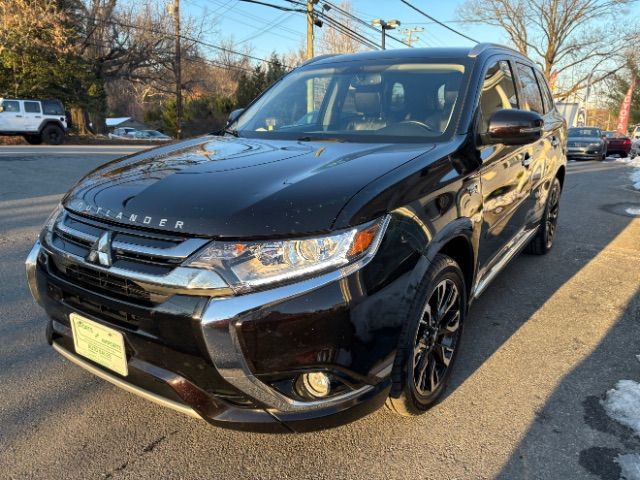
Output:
[26, 44, 566, 432]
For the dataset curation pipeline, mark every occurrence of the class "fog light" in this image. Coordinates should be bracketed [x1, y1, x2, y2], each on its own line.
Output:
[299, 372, 331, 398]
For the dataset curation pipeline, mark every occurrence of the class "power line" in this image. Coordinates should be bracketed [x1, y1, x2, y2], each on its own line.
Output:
[76, 13, 291, 68]
[237, 0, 305, 13]
[398, 0, 479, 44]
[321, 1, 411, 48]
[318, 12, 381, 50]
[244, 0, 382, 52]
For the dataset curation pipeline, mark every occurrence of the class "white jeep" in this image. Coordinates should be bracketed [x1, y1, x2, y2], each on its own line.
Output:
[0, 98, 68, 145]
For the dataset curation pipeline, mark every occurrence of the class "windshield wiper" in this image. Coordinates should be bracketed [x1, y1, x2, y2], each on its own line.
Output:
[297, 136, 346, 142]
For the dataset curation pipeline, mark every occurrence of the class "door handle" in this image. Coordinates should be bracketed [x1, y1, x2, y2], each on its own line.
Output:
[551, 136, 559, 148]
[15, 115, 22, 118]
[522, 153, 532, 168]
[34, 116, 41, 118]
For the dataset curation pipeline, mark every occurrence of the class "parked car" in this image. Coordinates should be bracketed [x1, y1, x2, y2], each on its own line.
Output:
[26, 44, 566, 432]
[566, 127, 606, 160]
[0, 98, 67, 145]
[630, 125, 640, 140]
[131, 130, 172, 141]
[604, 131, 632, 157]
[108, 127, 138, 140]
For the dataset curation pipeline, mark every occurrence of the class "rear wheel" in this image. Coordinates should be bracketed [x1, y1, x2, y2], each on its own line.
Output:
[620, 151, 628, 158]
[42, 124, 64, 145]
[23, 134, 42, 145]
[525, 177, 561, 255]
[385, 254, 466, 416]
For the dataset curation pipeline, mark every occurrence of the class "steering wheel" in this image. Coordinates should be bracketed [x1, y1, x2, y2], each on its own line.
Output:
[397, 120, 434, 132]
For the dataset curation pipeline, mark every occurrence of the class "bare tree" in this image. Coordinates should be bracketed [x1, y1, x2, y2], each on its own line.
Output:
[457, 0, 639, 100]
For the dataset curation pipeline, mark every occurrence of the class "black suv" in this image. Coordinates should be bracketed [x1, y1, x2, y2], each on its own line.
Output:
[26, 44, 566, 432]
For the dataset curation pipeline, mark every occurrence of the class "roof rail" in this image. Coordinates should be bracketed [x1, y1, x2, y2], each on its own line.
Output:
[297, 54, 339, 68]
[468, 43, 522, 58]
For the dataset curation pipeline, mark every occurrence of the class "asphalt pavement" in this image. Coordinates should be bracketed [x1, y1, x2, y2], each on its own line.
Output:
[0, 145, 639, 480]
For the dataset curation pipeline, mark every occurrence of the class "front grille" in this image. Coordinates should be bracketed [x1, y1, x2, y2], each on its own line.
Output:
[65, 263, 152, 304]
[46, 210, 209, 305]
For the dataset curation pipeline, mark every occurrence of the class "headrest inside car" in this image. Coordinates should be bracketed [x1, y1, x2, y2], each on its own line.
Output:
[354, 91, 381, 117]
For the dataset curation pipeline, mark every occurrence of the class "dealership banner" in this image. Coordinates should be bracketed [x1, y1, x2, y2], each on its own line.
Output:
[616, 76, 637, 135]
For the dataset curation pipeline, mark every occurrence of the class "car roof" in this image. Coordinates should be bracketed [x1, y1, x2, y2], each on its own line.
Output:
[303, 43, 527, 68]
[0, 98, 61, 102]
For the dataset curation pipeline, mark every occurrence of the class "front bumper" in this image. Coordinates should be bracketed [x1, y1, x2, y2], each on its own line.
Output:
[26, 235, 410, 431]
[567, 146, 603, 160]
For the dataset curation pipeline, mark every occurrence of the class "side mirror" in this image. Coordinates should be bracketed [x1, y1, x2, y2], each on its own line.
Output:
[481, 109, 544, 146]
[227, 108, 244, 126]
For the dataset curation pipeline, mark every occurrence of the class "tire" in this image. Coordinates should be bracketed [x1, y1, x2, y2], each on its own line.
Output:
[525, 177, 562, 255]
[385, 254, 466, 416]
[23, 134, 42, 145]
[620, 151, 628, 158]
[41, 124, 64, 145]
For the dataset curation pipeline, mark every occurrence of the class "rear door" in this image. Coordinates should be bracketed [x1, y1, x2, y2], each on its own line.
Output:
[0, 100, 24, 131]
[23, 101, 43, 132]
[476, 58, 532, 275]
[515, 63, 558, 229]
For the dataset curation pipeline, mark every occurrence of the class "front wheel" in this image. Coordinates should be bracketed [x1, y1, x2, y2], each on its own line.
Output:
[525, 177, 561, 255]
[385, 254, 466, 416]
[42, 124, 64, 145]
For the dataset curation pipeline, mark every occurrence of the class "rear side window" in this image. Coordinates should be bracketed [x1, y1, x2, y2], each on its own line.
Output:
[24, 101, 41, 113]
[1, 100, 20, 113]
[516, 63, 544, 114]
[42, 100, 64, 115]
[478, 60, 518, 132]
[534, 70, 554, 113]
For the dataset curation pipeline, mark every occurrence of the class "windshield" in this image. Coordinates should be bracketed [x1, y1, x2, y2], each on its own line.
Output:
[231, 59, 468, 142]
[568, 128, 601, 137]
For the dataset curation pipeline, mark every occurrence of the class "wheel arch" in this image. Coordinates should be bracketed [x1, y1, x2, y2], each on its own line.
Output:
[38, 119, 65, 133]
[555, 165, 566, 188]
[421, 218, 477, 304]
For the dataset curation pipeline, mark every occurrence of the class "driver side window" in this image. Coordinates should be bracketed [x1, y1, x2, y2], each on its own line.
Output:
[478, 60, 518, 133]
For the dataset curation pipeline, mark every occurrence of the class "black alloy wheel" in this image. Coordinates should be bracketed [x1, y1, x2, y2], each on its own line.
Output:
[525, 176, 562, 255]
[386, 254, 466, 416]
[544, 179, 561, 250]
[412, 278, 461, 396]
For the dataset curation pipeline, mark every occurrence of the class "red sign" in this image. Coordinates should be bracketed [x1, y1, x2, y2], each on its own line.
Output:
[616, 76, 637, 135]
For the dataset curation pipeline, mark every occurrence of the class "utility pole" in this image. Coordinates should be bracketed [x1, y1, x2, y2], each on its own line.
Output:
[371, 19, 400, 50]
[306, 0, 314, 60]
[400, 27, 423, 47]
[172, 0, 183, 139]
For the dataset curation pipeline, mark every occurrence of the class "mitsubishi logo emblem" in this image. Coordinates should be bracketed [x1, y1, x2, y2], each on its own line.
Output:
[87, 231, 113, 267]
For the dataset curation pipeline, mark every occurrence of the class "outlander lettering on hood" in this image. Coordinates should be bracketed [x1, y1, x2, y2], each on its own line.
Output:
[67, 199, 186, 230]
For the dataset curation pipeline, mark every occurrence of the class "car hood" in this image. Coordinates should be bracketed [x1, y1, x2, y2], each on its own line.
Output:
[64, 135, 434, 237]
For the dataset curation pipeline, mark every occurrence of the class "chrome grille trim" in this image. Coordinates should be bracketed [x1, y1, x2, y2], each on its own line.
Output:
[42, 235, 231, 295]
[55, 213, 208, 260]
[45, 211, 232, 297]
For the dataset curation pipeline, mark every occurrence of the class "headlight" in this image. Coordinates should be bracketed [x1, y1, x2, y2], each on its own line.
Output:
[589, 142, 601, 148]
[185, 216, 390, 291]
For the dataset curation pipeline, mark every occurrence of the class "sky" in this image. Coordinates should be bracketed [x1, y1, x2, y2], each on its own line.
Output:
[181, 0, 508, 61]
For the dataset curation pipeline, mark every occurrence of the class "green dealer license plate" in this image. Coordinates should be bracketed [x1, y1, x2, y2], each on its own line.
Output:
[69, 313, 128, 376]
